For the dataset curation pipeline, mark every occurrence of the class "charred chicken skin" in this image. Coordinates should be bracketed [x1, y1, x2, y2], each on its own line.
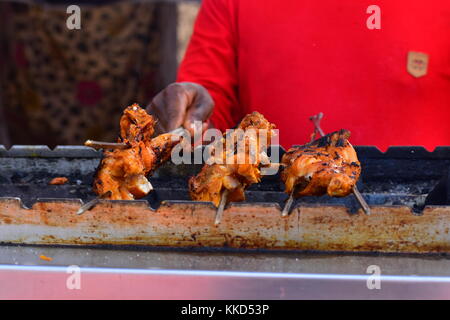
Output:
[281, 129, 360, 198]
[189, 112, 276, 207]
[93, 104, 181, 200]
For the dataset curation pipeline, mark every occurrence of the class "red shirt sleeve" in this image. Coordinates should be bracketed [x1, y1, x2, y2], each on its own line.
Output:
[176, 0, 241, 131]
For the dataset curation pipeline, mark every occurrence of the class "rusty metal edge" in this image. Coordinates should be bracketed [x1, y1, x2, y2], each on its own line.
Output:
[1, 196, 449, 214]
[1, 199, 450, 252]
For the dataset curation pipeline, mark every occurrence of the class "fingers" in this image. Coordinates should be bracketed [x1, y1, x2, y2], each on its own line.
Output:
[163, 84, 191, 131]
[147, 100, 169, 134]
[183, 84, 214, 135]
[147, 83, 190, 133]
[146, 82, 214, 135]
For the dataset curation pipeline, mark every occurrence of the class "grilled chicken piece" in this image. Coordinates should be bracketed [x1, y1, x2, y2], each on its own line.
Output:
[281, 129, 361, 198]
[119, 104, 156, 143]
[93, 104, 181, 200]
[189, 112, 276, 206]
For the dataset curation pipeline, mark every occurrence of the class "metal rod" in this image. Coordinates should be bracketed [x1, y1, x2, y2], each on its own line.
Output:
[281, 191, 295, 217]
[76, 191, 112, 215]
[84, 126, 184, 150]
[214, 189, 229, 226]
[352, 185, 371, 215]
[84, 140, 128, 150]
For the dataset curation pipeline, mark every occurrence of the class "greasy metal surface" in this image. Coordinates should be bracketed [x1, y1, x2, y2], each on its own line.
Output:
[3, 245, 450, 275]
[2, 246, 450, 299]
[0, 145, 450, 253]
[4, 265, 450, 299]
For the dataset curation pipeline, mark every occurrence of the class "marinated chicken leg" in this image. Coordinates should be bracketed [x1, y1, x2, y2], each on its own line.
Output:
[92, 104, 181, 200]
[281, 129, 361, 198]
[189, 112, 276, 206]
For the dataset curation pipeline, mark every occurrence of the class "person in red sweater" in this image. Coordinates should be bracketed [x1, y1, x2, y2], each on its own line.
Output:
[147, 0, 450, 151]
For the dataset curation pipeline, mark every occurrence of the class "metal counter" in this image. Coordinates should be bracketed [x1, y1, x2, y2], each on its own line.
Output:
[1, 245, 450, 299]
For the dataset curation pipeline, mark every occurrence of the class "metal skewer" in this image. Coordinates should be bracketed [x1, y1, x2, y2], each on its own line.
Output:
[84, 140, 128, 150]
[352, 185, 371, 215]
[281, 190, 295, 217]
[84, 127, 185, 151]
[215, 189, 229, 226]
[77, 191, 112, 215]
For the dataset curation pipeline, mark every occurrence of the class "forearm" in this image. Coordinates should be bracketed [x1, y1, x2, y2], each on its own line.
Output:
[177, 0, 240, 131]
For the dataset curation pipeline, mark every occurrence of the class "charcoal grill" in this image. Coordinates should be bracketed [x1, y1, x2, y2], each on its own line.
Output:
[2, 144, 450, 299]
[1, 144, 450, 252]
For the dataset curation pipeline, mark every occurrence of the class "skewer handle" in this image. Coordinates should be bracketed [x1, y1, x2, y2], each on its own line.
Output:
[309, 112, 325, 141]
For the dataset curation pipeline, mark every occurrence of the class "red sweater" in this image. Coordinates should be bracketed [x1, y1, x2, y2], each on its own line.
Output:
[177, 0, 450, 151]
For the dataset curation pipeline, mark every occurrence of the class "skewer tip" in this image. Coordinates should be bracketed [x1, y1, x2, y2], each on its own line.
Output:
[76, 191, 112, 215]
[281, 192, 295, 217]
[352, 186, 371, 215]
[214, 189, 229, 225]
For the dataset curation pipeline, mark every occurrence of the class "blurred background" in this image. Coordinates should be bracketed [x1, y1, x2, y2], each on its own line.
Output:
[0, 0, 200, 147]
